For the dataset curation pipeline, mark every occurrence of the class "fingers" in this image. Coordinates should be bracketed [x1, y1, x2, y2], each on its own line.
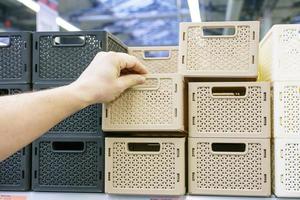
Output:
[115, 52, 148, 74]
[116, 74, 146, 92]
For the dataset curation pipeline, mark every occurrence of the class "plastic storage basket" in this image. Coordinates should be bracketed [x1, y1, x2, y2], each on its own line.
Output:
[189, 82, 270, 138]
[179, 21, 259, 78]
[105, 137, 185, 195]
[189, 138, 271, 196]
[0, 146, 31, 191]
[128, 46, 178, 73]
[32, 31, 127, 83]
[32, 135, 104, 192]
[259, 25, 300, 81]
[273, 81, 300, 138]
[103, 74, 185, 132]
[0, 32, 31, 83]
[33, 84, 102, 135]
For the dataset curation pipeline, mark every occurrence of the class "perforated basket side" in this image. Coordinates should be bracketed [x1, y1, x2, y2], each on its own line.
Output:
[179, 21, 258, 78]
[274, 138, 300, 197]
[189, 82, 270, 138]
[0, 32, 31, 83]
[105, 137, 185, 195]
[102, 74, 185, 132]
[0, 146, 31, 191]
[273, 82, 300, 138]
[107, 34, 127, 53]
[32, 135, 104, 192]
[33, 84, 102, 135]
[128, 46, 178, 73]
[188, 138, 271, 196]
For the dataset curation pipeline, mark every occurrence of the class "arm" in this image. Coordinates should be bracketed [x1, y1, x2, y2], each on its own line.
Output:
[0, 52, 147, 161]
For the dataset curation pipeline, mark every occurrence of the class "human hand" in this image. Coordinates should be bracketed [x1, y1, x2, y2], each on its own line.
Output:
[70, 52, 148, 106]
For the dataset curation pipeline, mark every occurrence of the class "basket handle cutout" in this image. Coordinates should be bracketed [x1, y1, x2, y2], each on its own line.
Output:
[211, 143, 248, 155]
[53, 35, 86, 47]
[52, 141, 85, 153]
[131, 77, 160, 91]
[142, 50, 171, 60]
[126, 143, 161, 154]
[211, 86, 247, 98]
[0, 37, 10, 47]
[201, 25, 237, 38]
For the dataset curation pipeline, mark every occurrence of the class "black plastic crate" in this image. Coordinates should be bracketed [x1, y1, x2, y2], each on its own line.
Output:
[33, 83, 102, 136]
[0, 84, 31, 95]
[0, 146, 31, 191]
[0, 32, 31, 83]
[32, 31, 127, 83]
[32, 135, 104, 192]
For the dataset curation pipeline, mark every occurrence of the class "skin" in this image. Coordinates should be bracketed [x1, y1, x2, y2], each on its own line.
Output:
[0, 52, 148, 161]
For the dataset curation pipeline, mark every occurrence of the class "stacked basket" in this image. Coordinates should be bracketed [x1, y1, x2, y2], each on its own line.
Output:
[180, 21, 271, 196]
[30, 31, 126, 193]
[103, 46, 186, 195]
[0, 32, 32, 191]
[259, 24, 300, 198]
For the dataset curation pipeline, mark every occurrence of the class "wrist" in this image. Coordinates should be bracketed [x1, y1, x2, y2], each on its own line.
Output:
[64, 83, 91, 109]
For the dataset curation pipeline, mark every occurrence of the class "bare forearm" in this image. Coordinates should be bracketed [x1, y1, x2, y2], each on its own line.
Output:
[0, 84, 86, 161]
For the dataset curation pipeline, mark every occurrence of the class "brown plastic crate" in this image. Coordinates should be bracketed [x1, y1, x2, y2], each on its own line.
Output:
[128, 46, 178, 73]
[102, 74, 185, 132]
[105, 137, 185, 195]
[189, 137, 271, 196]
[179, 21, 259, 78]
[189, 82, 270, 138]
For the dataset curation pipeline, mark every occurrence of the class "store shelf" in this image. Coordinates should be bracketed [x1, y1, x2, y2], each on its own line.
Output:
[0, 192, 280, 200]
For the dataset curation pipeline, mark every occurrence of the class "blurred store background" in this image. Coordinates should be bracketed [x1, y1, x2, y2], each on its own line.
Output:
[0, 0, 300, 45]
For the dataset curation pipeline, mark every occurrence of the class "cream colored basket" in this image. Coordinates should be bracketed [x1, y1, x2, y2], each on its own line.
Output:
[128, 46, 178, 73]
[179, 21, 259, 78]
[189, 82, 270, 138]
[273, 81, 300, 138]
[259, 25, 300, 81]
[105, 137, 185, 195]
[273, 138, 300, 197]
[102, 74, 185, 132]
[188, 137, 271, 196]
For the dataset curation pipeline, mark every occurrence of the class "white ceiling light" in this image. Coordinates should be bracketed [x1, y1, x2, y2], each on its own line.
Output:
[188, 0, 202, 22]
[16, 0, 81, 31]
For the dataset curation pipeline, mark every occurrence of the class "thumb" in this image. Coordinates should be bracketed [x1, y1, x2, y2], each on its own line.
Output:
[116, 74, 146, 92]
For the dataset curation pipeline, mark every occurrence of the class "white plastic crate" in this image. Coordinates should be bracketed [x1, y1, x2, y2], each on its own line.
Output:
[179, 21, 259, 78]
[259, 24, 300, 81]
[102, 74, 185, 132]
[105, 137, 185, 195]
[128, 46, 178, 73]
[273, 81, 300, 138]
[189, 82, 270, 138]
[273, 138, 300, 197]
[189, 138, 271, 196]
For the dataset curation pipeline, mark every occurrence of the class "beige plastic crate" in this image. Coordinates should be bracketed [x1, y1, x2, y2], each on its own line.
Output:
[188, 137, 271, 196]
[273, 81, 300, 138]
[105, 137, 185, 195]
[179, 21, 259, 78]
[273, 138, 300, 197]
[102, 74, 185, 132]
[128, 46, 178, 73]
[189, 82, 270, 138]
[259, 25, 300, 81]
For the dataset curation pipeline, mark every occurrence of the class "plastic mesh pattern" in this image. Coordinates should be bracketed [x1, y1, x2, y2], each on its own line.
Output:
[37, 141, 99, 187]
[0, 36, 24, 79]
[194, 142, 263, 191]
[283, 143, 300, 192]
[0, 150, 22, 185]
[38, 35, 100, 80]
[109, 79, 174, 126]
[107, 36, 127, 53]
[129, 49, 178, 73]
[48, 104, 101, 134]
[193, 86, 263, 135]
[279, 85, 300, 135]
[111, 142, 176, 190]
[186, 25, 251, 72]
